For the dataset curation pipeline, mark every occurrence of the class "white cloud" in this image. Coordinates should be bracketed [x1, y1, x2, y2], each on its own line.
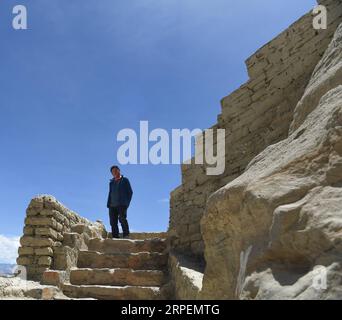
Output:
[0, 235, 20, 264]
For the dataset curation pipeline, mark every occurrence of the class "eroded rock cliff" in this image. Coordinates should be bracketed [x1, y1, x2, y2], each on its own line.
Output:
[200, 21, 342, 300]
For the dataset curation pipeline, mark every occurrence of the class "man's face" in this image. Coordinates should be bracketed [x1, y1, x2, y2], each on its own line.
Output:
[111, 168, 120, 177]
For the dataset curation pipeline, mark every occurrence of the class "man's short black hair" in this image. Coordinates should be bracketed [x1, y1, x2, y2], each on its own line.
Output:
[110, 165, 120, 172]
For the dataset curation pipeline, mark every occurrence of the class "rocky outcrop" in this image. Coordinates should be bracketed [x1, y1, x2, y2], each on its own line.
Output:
[199, 21, 342, 300]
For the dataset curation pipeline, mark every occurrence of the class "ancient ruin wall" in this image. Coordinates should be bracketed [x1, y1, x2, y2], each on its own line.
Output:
[169, 0, 342, 262]
[17, 195, 105, 281]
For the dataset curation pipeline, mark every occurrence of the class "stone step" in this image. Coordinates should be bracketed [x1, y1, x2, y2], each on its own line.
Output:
[70, 268, 166, 287]
[107, 232, 167, 240]
[77, 250, 168, 270]
[62, 283, 163, 300]
[88, 238, 167, 254]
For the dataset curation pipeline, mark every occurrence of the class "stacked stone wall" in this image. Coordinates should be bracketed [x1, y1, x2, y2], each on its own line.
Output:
[17, 195, 101, 281]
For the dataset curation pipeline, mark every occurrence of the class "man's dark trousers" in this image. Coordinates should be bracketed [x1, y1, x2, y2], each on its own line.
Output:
[109, 206, 129, 238]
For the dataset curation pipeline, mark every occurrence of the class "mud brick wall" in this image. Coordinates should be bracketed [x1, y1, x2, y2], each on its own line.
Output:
[168, 0, 342, 262]
[17, 195, 97, 281]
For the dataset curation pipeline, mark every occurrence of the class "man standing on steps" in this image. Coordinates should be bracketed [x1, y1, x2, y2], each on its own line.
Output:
[107, 165, 133, 239]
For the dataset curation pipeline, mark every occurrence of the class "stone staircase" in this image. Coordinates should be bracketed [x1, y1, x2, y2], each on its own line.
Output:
[62, 233, 169, 300]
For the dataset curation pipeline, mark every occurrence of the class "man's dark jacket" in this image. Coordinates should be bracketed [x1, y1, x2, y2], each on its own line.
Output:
[107, 176, 133, 208]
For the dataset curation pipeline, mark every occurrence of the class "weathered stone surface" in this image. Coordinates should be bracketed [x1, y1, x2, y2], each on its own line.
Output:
[20, 236, 54, 247]
[290, 6, 342, 134]
[78, 251, 168, 270]
[88, 238, 167, 254]
[25, 266, 49, 281]
[35, 228, 63, 241]
[62, 283, 164, 300]
[23, 226, 34, 236]
[28, 197, 44, 210]
[35, 247, 53, 256]
[71, 224, 89, 235]
[26, 207, 40, 217]
[199, 22, 342, 300]
[71, 222, 107, 239]
[16, 256, 33, 266]
[41, 270, 69, 287]
[18, 247, 34, 256]
[241, 263, 342, 300]
[70, 268, 165, 287]
[168, 252, 204, 300]
[62, 232, 88, 250]
[40, 209, 66, 224]
[53, 246, 78, 271]
[38, 256, 53, 267]
[25, 217, 62, 231]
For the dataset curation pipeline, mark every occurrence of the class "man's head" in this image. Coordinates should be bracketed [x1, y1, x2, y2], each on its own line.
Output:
[110, 165, 121, 178]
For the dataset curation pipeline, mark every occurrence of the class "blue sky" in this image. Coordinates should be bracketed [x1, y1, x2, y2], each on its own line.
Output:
[0, 0, 316, 262]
